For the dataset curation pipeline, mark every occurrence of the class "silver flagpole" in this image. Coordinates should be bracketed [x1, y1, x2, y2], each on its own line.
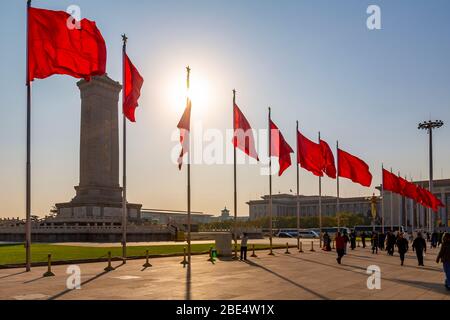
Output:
[336, 141, 340, 233]
[390, 168, 394, 231]
[25, 0, 32, 272]
[318, 132, 322, 248]
[121, 34, 128, 263]
[187, 66, 192, 265]
[268, 107, 274, 255]
[296, 121, 300, 250]
[381, 164, 385, 234]
[233, 89, 238, 260]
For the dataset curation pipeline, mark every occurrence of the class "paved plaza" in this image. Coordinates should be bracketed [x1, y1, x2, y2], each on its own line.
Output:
[0, 240, 449, 300]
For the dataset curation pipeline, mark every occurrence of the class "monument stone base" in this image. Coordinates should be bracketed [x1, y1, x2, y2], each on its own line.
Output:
[55, 202, 142, 222]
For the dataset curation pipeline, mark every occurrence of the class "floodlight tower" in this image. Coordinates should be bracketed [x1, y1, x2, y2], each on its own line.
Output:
[418, 120, 444, 232]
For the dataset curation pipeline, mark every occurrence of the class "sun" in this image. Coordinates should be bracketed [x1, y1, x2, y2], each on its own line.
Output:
[168, 70, 210, 116]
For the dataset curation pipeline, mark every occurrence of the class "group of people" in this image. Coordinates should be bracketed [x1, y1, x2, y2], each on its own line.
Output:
[326, 229, 450, 291]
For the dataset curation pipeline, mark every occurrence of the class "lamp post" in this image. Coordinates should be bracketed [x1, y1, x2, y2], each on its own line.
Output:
[418, 120, 444, 232]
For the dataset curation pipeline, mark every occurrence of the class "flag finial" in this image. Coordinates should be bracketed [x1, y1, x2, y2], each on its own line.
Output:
[186, 66, 191, 89]
[122, 34, 128, 45]
[27, 0, 31, 7]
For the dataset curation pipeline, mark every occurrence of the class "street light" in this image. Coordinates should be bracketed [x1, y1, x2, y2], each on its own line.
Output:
[418, 120, 444, 232]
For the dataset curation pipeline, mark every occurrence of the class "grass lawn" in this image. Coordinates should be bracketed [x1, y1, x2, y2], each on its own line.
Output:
[0, 243, 286, 266]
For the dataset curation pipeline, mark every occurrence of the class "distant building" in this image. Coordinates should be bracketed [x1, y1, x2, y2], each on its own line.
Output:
[247, 194, 377, 221]
[141, 209, 213, 225]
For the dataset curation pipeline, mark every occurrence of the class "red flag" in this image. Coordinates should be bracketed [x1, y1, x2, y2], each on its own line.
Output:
[416, 186, 432, 209]
[28, 7, 107, 82]
[233, 104, 259, 161]
[382, 169, 402, 194]
[177, 99, 192, 170]
[123, 53, 144, 122]
[397, 176, 409, 197]
[270, 120, 294, 176]
[320, 140, 337, 179]
[403, 179, 418, 200]
[422, 188, 445, 212]
[338, 148, 372, 187]
[297, 132, 323, 177]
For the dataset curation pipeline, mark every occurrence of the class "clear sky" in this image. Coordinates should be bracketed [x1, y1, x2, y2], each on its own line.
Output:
[1, 0, 449, 219]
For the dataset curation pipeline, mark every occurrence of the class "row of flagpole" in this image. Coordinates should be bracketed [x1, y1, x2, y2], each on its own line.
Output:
[23, 1, 443, 271]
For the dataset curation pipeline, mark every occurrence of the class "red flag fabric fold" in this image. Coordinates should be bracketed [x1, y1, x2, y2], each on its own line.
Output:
[177, 99, 192, 170]
[270, 120, 294, 176]
[233, 104, 259, 161]
[123, 53, 144, 122]
[320, 140, 337, 179]
[297, 132, 323, 177]
[28, 7, 107, 82]
[338, 149, 372, 187]
[382, 169, 402, 194]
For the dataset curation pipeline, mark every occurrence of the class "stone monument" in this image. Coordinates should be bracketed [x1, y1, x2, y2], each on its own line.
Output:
[56, 75, 142, 221]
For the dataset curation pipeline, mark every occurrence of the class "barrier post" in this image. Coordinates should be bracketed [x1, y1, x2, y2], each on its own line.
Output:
[180, 247, 189, 267]
[310, 241, 315, 252]
[142, 250, 152, 268]
[299, 241, 303, 253]
[251, 244, 257, 258]
[43, 254, 55, 277]
[104, 251, 115, 272]
[285, 242, 291, 254]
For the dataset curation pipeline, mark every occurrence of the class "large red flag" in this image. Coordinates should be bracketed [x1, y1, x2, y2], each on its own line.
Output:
[320, 140, 337, 179]
[123, 53, 144, 122]
[382, 169, 402, 194]
[177, 99, 192, 170]
[397, 176, 409, 197]
[270, 120, 294, 176]
[338, 149, 372, 187]
[28, 7, 107, 82]
[297, 132, 323, 177]
[233, 104, 259, 161]
[416, 186, 432, 209]
[422, 188, 445, 212]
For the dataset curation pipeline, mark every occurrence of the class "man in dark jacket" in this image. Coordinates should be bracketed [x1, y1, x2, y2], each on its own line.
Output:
[386, 231, 395, 256]
[431, 231, 438, 249]
[412, 232, 427, 266]
[436, 233, 450, 291]
[396, 233, 409, 266]
[361, 231, 367, 248]
[350, 230, 357, 250]
[378, 232, 386, 251]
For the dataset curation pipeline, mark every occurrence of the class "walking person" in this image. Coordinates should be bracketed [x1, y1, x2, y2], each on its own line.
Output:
[350, 230, 357, 250]
[378, 232, 386, 251]
[240, 233, 249, 261]
[412, 232, 427, 266]
[436, 233, 450, 291]
[343, 230, 349, 255]
[396, 232, 409, 266]
[371, 232, 378, 254]
[361, 231, 367, 249]
[323, 232, 331, 251]
[335, 232, 345, 264]
[431, 231, 438, 249]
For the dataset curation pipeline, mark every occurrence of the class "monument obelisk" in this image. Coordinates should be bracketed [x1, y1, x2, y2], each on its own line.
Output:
[56, 75, 141, 221]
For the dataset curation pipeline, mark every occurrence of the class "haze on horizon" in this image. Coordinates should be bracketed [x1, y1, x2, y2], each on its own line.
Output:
[0, 0, 449, 219]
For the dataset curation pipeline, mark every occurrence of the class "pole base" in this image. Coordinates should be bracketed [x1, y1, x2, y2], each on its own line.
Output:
[43, 271, 55, 277]
[142, 262, 152, 268]
[180, 259, 189, 266]
[285, 251, 291, 255]
[268, 252, 275, 256]
[104, 266, 115, 272]
[251, 253, 258, 258]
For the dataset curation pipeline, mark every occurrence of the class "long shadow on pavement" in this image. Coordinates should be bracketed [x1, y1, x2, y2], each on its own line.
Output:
[47, 262, 125, 300]
[0, 271, 27, 280]
[243, 259, 329, 300]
